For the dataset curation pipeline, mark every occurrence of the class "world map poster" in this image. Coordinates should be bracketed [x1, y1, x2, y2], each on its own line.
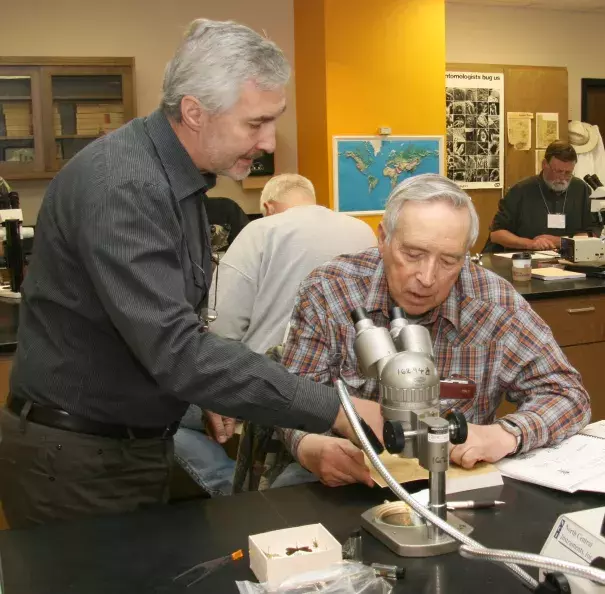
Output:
[333, 136, 443, 215]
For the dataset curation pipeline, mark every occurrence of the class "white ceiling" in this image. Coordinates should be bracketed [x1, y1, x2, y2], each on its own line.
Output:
[447, 0, 605, 12]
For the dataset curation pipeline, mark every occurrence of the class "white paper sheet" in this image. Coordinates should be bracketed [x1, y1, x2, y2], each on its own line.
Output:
[496, 433, 605, 493]
[536, 113, 559, 149]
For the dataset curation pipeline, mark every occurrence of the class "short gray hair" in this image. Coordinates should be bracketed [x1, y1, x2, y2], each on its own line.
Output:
[260, 174, 316, 216]
[382, 174, 479, 250]
[161, 19, 291, 121]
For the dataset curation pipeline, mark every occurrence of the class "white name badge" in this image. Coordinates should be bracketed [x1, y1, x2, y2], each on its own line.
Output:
[547, 214, 566, 229]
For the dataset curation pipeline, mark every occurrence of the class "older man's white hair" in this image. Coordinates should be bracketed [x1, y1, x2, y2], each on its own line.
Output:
[382, 173, 479, 250]
[260, 174, 316, 216]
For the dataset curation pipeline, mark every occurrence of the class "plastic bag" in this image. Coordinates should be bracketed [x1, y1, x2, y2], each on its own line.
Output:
[236, 561, 393, 594]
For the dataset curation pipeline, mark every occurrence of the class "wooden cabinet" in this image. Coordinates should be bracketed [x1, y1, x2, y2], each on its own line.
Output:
[0, 354, 11, 406]
[496, 293, 605, 421]
[562, 342, 605, 422]
[0, 57, 135, 181]
[531, 294, 605, 422]
[531, 294, 605, 347]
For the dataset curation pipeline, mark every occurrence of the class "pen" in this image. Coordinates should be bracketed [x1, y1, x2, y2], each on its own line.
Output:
[446, 500, 505, 510]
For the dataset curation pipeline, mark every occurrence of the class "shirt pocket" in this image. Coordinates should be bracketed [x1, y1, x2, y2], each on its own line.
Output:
[437, 343, 501, 422]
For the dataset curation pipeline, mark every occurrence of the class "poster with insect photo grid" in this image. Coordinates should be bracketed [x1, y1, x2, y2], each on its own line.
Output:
[446, 71, 504, 189]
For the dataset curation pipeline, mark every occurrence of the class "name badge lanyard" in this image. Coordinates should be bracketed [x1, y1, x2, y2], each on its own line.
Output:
[539, 183, 568, 229]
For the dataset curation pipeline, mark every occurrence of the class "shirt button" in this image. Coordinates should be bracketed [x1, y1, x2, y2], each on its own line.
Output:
[56, 444, 62, 450]
[49, 476, 55, 482]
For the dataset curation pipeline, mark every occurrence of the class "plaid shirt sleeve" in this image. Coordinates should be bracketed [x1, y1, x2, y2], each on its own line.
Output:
[277, 280, 348, 460]
[495, 303, 591, 453]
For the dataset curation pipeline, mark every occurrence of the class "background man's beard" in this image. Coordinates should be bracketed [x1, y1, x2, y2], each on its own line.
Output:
[544, 178, 570, 193]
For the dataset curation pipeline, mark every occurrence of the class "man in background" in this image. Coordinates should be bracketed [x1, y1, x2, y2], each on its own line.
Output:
[211, 173, 377, 352]
[486, 140, 592, 252]
[176, 173, 377, 493]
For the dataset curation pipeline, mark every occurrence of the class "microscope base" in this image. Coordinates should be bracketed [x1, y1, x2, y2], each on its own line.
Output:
[361, 502, 473, 557]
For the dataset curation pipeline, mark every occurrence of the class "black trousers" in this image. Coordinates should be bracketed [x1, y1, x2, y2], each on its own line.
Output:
[0, 408, 174, 528]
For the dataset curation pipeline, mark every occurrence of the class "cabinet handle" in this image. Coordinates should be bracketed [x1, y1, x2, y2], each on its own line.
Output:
[566, 307, 596, 314]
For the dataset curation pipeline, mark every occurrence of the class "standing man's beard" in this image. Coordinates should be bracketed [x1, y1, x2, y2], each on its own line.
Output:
[544, 178, 570, 193]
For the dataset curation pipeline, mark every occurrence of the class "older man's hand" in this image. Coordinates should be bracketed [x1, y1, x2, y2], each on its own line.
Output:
[297, 434, 374, 488]
[449, 423, 517, 469]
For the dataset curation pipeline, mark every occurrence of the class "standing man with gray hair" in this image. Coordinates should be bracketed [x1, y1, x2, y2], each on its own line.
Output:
[271, 173, 590, 489]
[1, 19, 382, 527]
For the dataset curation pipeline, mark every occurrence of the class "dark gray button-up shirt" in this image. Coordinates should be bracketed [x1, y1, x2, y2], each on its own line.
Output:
[11, 109, 339, 431]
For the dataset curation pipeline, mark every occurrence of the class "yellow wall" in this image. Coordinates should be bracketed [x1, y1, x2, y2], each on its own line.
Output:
[295, 0, 446, 232]
[294, 0, 330, 209]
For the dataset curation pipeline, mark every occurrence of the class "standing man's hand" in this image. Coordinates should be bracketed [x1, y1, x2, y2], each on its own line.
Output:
[450, 423, 517, 469]
[297, 434, 373, 487]
[204, 411, 237, 444]
[332, 397, 384, 449]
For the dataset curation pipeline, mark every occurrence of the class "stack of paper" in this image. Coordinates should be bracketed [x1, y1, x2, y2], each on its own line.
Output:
[496, 422, 605, 493]
[531, 267, 586, 281]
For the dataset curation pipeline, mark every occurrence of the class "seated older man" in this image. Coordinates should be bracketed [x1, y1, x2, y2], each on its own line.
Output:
[273, 173, 591, 489]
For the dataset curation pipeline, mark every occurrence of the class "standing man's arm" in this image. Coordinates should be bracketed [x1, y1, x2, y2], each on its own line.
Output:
[278, 282, 373, 487]
[77, 182, 375, 437]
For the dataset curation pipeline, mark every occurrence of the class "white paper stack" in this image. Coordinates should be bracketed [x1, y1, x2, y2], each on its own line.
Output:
[531, 267, 586, 281]
[496, 422, 605, 493]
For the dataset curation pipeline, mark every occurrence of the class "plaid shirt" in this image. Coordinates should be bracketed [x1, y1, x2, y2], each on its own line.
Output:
[280, 248, 590, 459]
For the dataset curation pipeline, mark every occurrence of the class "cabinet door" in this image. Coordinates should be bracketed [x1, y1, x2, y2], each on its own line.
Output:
[562, 343, 605, 422]
[0, 67, 44, 178]
[41, 66, 135, 171]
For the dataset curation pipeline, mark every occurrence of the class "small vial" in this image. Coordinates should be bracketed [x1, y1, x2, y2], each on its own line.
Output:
[372, 563, 406, 580]
[349, 529, 363, 562]
[343, 529, 363, 562]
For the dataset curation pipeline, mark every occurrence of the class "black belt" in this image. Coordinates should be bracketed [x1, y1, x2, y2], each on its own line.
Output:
[7, 395, 178, 440]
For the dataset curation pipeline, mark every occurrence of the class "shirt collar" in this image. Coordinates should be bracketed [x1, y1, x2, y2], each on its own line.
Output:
[144, 109, 216, 201]
[363, 254, 462, 330]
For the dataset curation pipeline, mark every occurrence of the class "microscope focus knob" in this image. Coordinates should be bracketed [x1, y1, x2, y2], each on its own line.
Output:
[384, 421, 406, 454]
[447, 411, 468, 445]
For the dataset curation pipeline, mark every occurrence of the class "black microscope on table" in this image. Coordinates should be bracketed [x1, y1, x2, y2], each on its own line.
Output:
[0, 182, 26, 294]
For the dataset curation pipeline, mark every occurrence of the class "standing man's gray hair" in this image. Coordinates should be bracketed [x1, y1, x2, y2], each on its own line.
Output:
[161, 19, 291, 120]
[382, 173, 479, 250]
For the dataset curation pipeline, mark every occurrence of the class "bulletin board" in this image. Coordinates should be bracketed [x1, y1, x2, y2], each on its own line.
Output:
[447, 63, 568, 252]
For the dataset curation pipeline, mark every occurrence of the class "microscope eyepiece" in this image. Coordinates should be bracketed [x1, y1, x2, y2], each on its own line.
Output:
[351, 307, 369, 325]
